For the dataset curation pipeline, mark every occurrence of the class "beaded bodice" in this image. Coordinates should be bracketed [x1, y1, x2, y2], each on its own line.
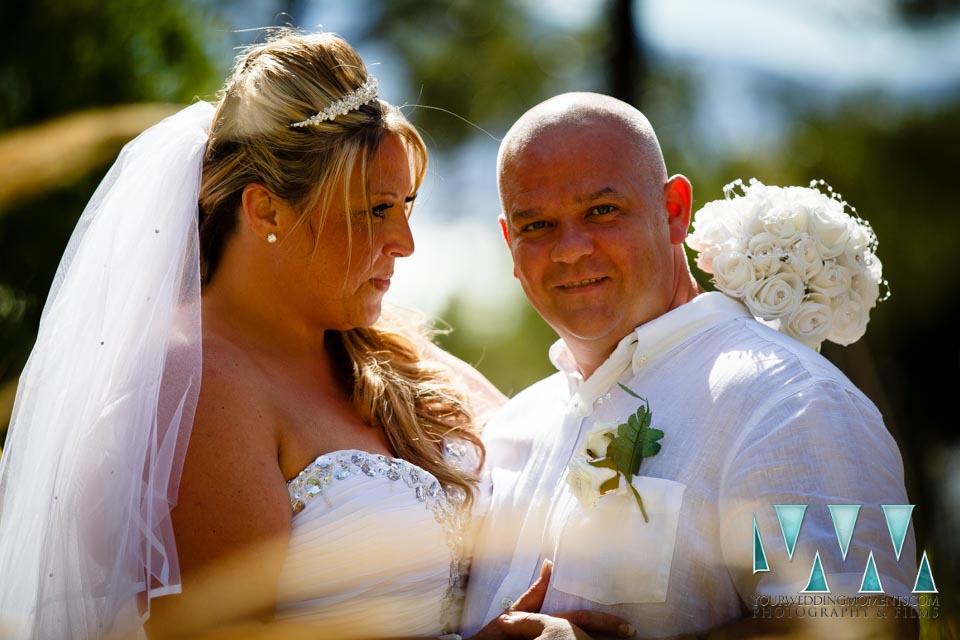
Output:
[275, 446, 472, 638]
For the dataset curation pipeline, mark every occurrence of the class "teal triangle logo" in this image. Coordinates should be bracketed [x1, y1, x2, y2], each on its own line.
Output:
[802, 550, 830, 593]
[828, 504, 861, 561]
[859, 550, 884, 593]
[753, 514, 769, 573]
[774, 504, 807, 560]
[913, 551, 938, 593]
[881, 504, 914, 561]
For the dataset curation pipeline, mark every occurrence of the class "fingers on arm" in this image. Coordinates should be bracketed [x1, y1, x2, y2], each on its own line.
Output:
[511, 559, 553, 613]
[495, 609, 635, 640]
[552, 610, 635, 638]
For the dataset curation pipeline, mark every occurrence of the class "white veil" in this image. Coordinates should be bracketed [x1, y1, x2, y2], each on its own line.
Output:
[0, 101, 213, 638]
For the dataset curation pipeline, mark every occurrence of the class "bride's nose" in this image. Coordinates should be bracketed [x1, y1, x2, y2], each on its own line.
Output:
[384, 214, 415, 258]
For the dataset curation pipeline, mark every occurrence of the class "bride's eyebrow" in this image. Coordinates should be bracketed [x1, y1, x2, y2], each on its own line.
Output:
[370, 192, 418, 202]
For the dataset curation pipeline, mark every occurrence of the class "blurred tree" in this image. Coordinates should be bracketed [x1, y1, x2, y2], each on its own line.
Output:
[0, 0, 220, 130]
[895, 0, 960, 23]
[435, 296, 559, 398]
[354, 0, 651, 147]
[357, 0, 633, 147]
[608, 0, 647, 106]
[0, 0, 222, 438]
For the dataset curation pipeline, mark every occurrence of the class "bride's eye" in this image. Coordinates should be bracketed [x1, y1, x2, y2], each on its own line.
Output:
[370, 203, 393, 218]
[403, 193, 418, 218]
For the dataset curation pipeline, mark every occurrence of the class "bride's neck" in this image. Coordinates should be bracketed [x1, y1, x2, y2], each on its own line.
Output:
[201, 259, 329, 366]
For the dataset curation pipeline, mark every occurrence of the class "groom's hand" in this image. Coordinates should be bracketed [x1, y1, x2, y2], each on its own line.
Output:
[465, 560, 554, 640]
[510, 559, 554, 614]
[495, 610, 635, 639]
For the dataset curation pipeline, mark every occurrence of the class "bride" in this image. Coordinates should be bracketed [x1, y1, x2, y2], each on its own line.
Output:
[0, 30, 628, 640]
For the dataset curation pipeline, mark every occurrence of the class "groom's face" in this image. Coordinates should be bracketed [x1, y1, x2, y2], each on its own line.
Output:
[498, 122, 677, 357]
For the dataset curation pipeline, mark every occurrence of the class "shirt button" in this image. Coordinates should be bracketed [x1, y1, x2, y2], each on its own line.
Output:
[501, 596, 514, 609]
[635, 354, 648, 366]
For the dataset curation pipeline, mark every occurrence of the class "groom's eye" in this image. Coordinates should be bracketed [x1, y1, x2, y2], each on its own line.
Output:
[589, 204, 617, 217]
[520, 220, 549, 233]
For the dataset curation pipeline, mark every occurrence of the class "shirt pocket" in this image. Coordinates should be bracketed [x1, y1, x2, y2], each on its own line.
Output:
[550, 476, 686, 605]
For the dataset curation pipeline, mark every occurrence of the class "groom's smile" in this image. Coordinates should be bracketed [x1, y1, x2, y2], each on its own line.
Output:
[497, 116, 679, 364]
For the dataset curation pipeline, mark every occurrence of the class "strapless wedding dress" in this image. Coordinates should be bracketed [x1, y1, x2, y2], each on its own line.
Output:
[275, 446, 472, 638]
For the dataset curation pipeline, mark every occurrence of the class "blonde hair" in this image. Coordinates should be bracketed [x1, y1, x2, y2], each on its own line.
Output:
[198, 30, 483, 502]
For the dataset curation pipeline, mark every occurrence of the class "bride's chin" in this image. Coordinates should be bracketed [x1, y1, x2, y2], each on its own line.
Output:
[355, 302, 385, 329]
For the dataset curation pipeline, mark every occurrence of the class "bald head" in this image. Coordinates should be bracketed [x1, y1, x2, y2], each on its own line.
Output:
[498, 92, 668, 196]
[494, 92, 698, 376]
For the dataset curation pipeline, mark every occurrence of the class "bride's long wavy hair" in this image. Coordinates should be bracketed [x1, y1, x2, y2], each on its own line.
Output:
[197, 30, 483, 501]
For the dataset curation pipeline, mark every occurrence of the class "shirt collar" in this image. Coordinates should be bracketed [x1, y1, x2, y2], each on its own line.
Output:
[549, 292, 753, 416]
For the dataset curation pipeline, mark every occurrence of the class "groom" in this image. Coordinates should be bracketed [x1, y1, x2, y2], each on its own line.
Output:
[461, 93, 918, 638]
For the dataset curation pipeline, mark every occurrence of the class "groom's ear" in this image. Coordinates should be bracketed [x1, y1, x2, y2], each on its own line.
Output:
[664, 174, 693, 245]
[498, 214, 520, 279]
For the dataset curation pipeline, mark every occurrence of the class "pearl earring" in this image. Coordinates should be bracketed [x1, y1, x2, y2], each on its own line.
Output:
[266, 233, 278, 244]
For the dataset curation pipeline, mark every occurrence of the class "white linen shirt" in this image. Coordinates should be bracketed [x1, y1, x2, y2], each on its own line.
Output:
[462, 293, 915, 638]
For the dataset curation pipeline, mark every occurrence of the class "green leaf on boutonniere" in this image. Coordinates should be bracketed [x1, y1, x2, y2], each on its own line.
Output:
[587, 457, 617, 471]
[598, 475, 621, 495]
[587, 457, 621, 496]
[607, 383, 665, 521]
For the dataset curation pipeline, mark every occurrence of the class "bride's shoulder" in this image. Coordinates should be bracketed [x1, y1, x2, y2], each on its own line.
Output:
[190, 333, 277, 444]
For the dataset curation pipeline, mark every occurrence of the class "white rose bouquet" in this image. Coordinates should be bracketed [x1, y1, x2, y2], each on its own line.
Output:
[685, 179, 888, 351]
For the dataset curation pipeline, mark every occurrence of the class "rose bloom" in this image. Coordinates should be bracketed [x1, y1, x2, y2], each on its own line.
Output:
[787, 236, 824, 281]
[711, 251, 756, 298]
[583, 423, 617, 459]
[836, 246, 865, 271]
[846, 218, 872, 253]
[744, 272, 805, 319]
[687, 203, 745, 272]
[761, 203, 809, 246]
[809, 203, 852, 259]
[809, 260, 852, 298]
[565, 457, 618, 509]
[747, 232, 785, 278]
[853, 269, 881, 309]
[830, 291, 869, 345]
[784, 293, 833, 350]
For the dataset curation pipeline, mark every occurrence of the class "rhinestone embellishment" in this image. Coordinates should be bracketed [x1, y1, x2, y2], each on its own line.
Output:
[290, 75, 379, 128]
[287, 450, 463, 513]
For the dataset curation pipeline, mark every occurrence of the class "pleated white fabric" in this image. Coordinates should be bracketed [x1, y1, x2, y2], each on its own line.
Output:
[277, 449, 469, 639]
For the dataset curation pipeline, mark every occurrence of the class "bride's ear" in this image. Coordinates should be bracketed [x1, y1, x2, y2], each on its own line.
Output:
[241, 183, 287, 243]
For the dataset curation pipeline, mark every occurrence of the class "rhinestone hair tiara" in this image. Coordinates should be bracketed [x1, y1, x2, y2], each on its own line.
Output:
[290, 75, 379, 128]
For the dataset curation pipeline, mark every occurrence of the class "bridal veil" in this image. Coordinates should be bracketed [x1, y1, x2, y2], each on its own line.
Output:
[0, 102, 213, 638]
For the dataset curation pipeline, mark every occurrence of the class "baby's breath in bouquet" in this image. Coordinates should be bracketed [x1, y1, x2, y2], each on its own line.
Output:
[685, 179, 887, 351]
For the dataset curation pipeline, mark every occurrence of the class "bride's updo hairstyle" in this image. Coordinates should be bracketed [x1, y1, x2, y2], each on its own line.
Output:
[198, 30, 483, 502]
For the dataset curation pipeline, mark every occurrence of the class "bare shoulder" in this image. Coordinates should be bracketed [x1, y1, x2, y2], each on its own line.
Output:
[182, 333, 288, 515]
